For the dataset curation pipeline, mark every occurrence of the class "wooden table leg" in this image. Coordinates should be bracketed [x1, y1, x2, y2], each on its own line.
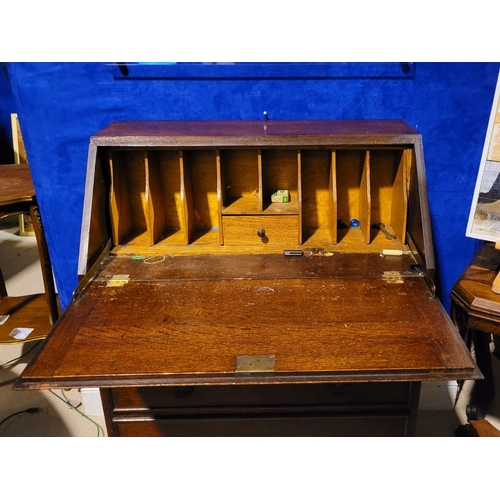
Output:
[466, 329, 495, 421]
[450, 302, 495, 421]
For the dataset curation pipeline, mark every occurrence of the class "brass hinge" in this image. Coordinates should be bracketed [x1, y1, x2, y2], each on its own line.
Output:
[107, 274, 130, 287]
[382, 271, 404, 284]
[235, 355, 275, 373]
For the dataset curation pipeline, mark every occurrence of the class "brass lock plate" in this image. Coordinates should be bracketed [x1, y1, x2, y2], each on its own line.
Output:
[107, 274, 130, 287]
[235, 355, 275, 372]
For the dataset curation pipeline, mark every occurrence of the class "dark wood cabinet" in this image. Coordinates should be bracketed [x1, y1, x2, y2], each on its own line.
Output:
[16, 120, 479, 436]
[101, 382, 420, 437]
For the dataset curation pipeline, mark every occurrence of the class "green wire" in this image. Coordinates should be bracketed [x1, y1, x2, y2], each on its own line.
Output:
[1, 344, 106, 436]
[49, 389, 106, 437]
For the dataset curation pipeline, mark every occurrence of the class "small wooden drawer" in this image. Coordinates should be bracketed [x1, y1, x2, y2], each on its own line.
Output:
[110, 382, 413, 412]
[222, 215, 299, 245]
[113, 414, 410, 437]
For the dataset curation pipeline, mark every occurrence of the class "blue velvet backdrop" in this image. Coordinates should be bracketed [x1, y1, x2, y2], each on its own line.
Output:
[0, 64, 15, 164]
[4, 62, 500, 311]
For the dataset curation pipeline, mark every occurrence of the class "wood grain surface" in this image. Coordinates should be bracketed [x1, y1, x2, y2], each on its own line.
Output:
[93, 120, 418, 148]
[451, 243, 500, 319]
[0, 164, 34, 207]
[18, 254, 477, 388]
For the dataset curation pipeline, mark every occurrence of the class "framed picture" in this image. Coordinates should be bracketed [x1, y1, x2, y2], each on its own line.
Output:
[466, 71, 500, 241]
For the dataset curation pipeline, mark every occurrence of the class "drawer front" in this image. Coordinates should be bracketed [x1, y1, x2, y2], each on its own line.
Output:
[222, 215, 299, 245]
[110, 382, 413, 411]
[113, 414, 410, 437]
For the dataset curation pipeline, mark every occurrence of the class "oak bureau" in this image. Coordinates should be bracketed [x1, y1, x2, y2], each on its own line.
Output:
[16, 120, 479, 436]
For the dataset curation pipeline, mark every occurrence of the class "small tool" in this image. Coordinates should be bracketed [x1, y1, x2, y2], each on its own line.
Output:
[373, 222, 397, 240]
[284, 250, 303, 256]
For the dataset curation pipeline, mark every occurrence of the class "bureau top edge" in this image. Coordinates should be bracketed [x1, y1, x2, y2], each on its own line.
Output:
[90, 120, 420, 148]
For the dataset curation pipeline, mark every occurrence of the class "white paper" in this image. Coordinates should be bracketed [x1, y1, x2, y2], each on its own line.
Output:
[9, 327, 34, 340]
[0, 315, 10, 325]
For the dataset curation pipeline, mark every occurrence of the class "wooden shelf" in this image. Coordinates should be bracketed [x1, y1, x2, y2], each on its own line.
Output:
[107, 145, 409, 252]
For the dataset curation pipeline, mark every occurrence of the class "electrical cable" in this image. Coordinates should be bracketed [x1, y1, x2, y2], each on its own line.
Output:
[0, 407, 41, 427]
[49, 389, 106, 437]
[0, 341, 40, 369]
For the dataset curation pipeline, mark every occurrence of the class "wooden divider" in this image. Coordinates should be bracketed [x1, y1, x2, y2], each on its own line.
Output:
[107, 146, 409, 252]
[109, 150, 148, 246]
[257, 150, 263, 212]
[216, 151, 224, 245]
[391, 149, 410, 243]
[297, 151, 303, 244]
[328, 150, 338, 244]
[146, 150, 185, 246]
[179, 151, 194, 245]
[145, 150, 161, 246]
[359, 151, 372, 244]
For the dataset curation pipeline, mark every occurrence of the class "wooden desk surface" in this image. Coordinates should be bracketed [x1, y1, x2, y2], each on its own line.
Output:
[0, 164, 35, 207]
[18, 253, 479, 389]
[451, 243, 500, 319]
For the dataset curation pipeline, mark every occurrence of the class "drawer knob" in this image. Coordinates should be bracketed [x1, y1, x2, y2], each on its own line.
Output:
[257, 227, 266, 238]
[173, 387, 194, 398]
[330, 383, 349, 396]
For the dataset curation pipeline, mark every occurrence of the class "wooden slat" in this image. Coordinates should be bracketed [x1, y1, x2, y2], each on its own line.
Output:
[179, 151, 194, 245]
[216, 151, 224, 244]
[359, 151, 371, 243]
[391, 149, 409, 243]
[257, 150, 263, 212]
[109, 151, 131, 245]
[329, 151, 338, 244]
[297, 150, 302, 245]
[145, 151, 163, 246]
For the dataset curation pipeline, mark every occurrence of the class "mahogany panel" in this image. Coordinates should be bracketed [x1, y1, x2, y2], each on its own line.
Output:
[93, 120, 418, 148]
[94, 253, 422, 282]
[19, 261, 477, 388]
[0, 164, 34, 207]
[113, 414, 411, 437]
[110, 382, 413, 410]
